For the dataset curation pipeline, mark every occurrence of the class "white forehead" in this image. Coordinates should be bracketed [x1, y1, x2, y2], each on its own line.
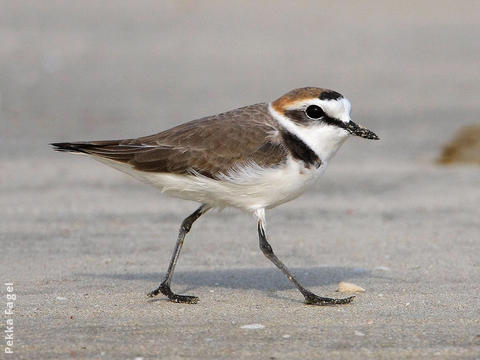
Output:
[285, 97, 352, 123]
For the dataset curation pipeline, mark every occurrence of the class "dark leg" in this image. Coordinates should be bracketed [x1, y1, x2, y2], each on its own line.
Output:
[256, 215, 354, 305]
[148, 204, 209, 304]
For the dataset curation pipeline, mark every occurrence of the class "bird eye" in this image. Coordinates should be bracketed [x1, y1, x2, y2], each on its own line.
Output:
[305, 105, 325, 119]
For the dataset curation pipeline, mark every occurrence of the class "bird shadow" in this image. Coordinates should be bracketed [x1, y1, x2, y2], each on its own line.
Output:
[78, 266, 382, 292]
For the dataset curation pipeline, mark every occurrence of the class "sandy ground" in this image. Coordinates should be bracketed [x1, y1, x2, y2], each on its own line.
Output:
[1, 1, 480, 359]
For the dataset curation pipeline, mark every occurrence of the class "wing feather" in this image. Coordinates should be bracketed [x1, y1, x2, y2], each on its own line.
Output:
[52, 103, 288, 178]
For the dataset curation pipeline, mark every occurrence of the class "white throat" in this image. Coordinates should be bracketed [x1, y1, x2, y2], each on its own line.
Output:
[268, 103, 349, 164]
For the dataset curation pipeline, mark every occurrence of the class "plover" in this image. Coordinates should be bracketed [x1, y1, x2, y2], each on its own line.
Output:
[52, 87, 379, 305]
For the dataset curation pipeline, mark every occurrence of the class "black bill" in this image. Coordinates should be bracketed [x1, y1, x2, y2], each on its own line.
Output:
[345, 121, 379, 140]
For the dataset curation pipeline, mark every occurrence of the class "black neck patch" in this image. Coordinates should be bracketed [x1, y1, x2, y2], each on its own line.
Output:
[319, 90, 343, 101]
[281, 130, 321, 168]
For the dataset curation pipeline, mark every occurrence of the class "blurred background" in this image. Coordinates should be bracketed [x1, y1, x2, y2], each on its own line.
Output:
[1, 2, 479, 358]
[1, 0, 479, 162]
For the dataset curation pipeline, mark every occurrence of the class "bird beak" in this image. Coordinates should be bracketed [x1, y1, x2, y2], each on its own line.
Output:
[345, 121, 379, 140]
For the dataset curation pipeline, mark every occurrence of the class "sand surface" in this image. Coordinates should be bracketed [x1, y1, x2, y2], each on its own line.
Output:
[1, 1, 479, 359]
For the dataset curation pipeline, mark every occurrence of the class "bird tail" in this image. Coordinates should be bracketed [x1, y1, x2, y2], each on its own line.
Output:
[50, 142, 94, 154]
[51, 141, 125, 154]
[50, 140, 155, 163]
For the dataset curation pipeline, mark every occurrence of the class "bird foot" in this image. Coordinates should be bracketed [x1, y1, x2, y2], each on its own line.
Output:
[303, 291, 355, 306]
[147, 282, 199, 304]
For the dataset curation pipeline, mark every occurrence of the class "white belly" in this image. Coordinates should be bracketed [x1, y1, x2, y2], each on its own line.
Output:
[95, 156, 327, 212]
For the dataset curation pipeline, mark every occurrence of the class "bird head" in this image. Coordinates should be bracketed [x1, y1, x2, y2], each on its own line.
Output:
[271, 87, 379, 141]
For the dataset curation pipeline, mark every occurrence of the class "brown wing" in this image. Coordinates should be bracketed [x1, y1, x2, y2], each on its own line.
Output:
[52, 103, 287, 178]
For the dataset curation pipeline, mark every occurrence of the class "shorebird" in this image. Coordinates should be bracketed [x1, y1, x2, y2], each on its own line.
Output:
[52, 87, 379, 305]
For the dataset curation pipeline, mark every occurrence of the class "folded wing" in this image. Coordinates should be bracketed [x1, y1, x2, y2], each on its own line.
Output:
[51, 104, 287, 179]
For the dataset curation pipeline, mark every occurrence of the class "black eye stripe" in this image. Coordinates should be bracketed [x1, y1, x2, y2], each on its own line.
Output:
[284, 109, 309, 124]
[284, 108, 348, 130]
[322, 116, 347, 129]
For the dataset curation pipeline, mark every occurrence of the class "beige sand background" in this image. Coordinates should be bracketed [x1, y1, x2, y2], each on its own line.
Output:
[1, 1, 479, 359]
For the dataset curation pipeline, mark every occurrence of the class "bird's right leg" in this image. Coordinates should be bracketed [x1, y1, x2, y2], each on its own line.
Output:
[148, 204, 210, 304]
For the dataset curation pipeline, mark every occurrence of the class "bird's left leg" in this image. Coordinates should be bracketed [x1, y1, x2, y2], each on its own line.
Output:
[255, 209, 354, 305]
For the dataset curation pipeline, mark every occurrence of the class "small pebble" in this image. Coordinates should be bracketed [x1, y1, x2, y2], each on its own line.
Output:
[282, 334, 291, 338]
[56, 296, 67, 301]
[240, 323, 265, 330]
[354, 330, 365, 336]
[375, 266, 391, 271]
[337, 282, 365, 293]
